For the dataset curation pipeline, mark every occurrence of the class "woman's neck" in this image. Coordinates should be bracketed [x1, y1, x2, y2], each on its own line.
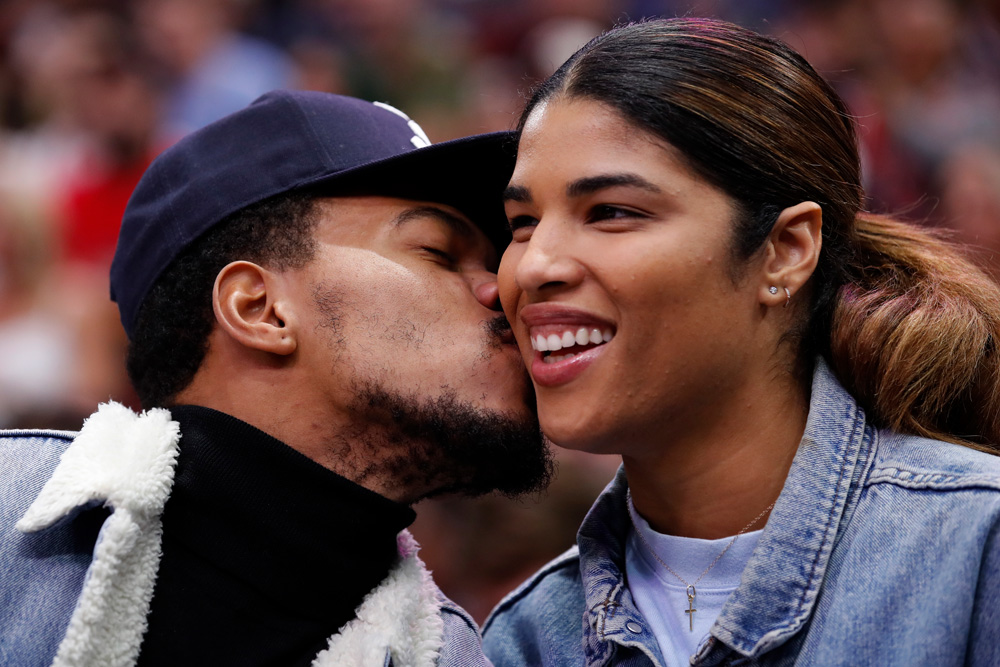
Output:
[623, 368, 809, 539]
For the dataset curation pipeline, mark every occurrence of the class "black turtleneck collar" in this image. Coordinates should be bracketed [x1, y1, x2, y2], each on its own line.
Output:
[136, 405, 416, 666]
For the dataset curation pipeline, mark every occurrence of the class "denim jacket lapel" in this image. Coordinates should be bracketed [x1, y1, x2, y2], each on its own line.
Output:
[702, 359, 876, 663]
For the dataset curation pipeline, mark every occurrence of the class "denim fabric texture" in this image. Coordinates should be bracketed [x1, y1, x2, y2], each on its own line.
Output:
[0, 421, 490, 667]
[482, 360, 1000, 666]
[0, 431, 86, 667]
[439, 603, 494, 667]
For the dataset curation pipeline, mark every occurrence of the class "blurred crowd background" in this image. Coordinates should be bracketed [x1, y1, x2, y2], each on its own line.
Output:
[1, 0, 998, 623]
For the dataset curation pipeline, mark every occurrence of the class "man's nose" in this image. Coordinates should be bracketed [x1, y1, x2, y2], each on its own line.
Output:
[473, 275, 502, 311]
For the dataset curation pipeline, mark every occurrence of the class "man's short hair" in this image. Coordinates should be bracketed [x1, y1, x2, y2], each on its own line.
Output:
[126, 191, 318, 408]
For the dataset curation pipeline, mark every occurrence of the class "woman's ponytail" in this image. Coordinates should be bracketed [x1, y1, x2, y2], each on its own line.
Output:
[829, 213, 1000, 451]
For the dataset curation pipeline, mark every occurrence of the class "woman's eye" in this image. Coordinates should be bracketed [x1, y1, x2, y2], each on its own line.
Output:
[507, 215, 538, 242]
[507, 214, 538, 232]
[589, 205, 637, 222]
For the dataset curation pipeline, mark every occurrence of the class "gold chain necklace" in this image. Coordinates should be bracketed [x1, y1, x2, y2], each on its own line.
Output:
[626, 491, 776, 632]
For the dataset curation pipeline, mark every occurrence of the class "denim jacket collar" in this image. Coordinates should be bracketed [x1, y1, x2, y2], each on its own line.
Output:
[576, 359, 876, 665]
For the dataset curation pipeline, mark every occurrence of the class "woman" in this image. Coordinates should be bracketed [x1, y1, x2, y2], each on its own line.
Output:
[482, 18, 1000, 667]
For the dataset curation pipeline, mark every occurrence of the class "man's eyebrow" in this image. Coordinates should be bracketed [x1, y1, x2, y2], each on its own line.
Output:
[393, 206, 476, 239]
[567, 174, 662, 198]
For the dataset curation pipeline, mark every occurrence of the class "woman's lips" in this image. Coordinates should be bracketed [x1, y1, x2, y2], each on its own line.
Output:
[518, 304, 616, 387]
[529, 339, 609, 386]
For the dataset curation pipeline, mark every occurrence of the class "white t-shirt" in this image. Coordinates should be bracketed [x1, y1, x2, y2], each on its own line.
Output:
[625, 498, 762, 666]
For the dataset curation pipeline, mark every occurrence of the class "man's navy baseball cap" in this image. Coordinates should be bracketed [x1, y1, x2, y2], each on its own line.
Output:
[110, 89, 516, 339]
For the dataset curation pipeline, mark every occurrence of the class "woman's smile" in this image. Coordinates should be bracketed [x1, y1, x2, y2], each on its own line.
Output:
[519, 302, 615, 384]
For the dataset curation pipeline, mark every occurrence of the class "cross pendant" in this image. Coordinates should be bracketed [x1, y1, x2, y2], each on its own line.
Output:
[684, 585, 697, 631]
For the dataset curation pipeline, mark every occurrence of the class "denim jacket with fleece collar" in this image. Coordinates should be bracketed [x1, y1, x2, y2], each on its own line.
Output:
[0, 403, 491, 667]
[482, 360, 1000, 666]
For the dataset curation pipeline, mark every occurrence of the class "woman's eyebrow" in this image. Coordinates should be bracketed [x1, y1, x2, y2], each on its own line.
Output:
[503, 184, 531, 203]
[503, 173, 663, 205]
[567, 173, 662, 198]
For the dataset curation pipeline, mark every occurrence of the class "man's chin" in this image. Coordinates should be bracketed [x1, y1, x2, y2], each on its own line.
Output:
[355, 383, 553, 501]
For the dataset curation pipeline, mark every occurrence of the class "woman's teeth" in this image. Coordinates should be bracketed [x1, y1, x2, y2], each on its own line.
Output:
[530, 327, 614, 363]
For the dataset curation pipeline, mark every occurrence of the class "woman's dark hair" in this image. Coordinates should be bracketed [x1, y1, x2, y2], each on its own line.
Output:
[126, 191, 319, 408]
[521, 18, 1000, 450]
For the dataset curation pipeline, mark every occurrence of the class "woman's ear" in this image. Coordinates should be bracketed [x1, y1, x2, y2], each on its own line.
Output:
[758, 201, 822, 308]
[212, 261, 297, 355]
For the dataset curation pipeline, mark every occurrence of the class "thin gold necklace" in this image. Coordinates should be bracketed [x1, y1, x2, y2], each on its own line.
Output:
[626, 491, 776, 632]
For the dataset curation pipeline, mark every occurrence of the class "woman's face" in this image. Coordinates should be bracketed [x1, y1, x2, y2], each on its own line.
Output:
[499, 97, 770, 455]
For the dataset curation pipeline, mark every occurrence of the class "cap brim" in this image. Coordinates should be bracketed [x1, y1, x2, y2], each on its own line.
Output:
[304, 131, 518, 254]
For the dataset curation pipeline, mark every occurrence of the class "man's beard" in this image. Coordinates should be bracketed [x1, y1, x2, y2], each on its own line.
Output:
[351, 382, 553, 501]
[312, 281, 552, 501]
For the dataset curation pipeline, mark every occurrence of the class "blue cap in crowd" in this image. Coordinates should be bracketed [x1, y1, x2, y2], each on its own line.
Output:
[110, 89, 516, 338]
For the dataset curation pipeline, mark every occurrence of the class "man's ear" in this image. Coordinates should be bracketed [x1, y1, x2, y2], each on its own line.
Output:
[213, 261, 297, 355]
[758, 201, 822, 307]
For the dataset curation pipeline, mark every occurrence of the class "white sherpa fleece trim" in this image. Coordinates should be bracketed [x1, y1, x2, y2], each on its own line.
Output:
[17, 402, 179, 531]
[313, 530, 445, 667]
[17, 402, 180, 667]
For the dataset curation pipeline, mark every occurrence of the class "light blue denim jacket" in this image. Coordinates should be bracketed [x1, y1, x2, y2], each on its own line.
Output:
[483, 361, 1000, 666]
[0, 405, 490, 667]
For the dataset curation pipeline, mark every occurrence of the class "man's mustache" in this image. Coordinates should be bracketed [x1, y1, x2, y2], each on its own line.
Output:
[486, 315, 516, 346]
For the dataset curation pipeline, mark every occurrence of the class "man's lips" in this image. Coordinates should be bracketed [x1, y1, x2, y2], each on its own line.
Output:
[487, 315, 518, 346]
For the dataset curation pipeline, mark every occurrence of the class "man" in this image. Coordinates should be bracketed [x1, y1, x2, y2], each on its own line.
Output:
[0, 90, 550, 666]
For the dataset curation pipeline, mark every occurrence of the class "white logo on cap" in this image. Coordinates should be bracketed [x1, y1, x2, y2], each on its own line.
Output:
[373, 101, 431, 148]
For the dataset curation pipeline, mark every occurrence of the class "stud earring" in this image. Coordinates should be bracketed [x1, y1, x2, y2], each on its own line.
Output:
[783, 287, 792, 308]
[769, 286, 778, 295]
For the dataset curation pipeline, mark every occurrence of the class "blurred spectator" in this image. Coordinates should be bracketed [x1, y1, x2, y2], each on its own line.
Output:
[134, 0, 295, 143]
[0, 202, 76, 428]
[964, 0, 1000, 87]
[939, 146, 1000, 281]
[0, 5, 144, 429]
[0, 2, 95, 238]
[847, 0, 1000, 215]
[55, 10, 160, 267]
[308, 0, 477, 139]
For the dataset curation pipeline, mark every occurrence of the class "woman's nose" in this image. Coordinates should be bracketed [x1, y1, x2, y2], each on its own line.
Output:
[514, 220, 585, 294]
